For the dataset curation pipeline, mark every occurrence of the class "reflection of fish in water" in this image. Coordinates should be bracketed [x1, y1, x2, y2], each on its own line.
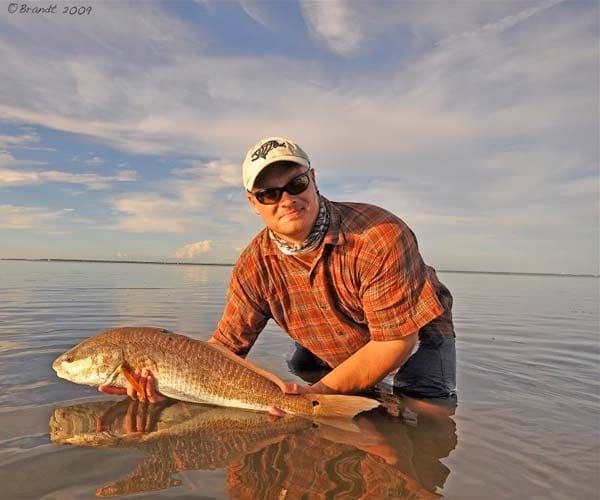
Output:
[50, 400, 314, 497]
[53, 327, 379, 417]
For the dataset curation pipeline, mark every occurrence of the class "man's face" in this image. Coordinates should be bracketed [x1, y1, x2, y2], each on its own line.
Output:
[247, 163, 319, 244]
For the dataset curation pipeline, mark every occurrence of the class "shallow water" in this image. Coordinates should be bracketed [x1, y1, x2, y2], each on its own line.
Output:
[0, 261, 598, 499]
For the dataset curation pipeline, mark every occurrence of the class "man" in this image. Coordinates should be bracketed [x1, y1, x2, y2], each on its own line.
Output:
[101, 137, 456, 408]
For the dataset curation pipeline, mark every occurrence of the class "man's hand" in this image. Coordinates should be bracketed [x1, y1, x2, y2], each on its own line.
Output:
[268, 380, 336, 416]
[95, 398, 172, 435]
[98, 368, 168, 404]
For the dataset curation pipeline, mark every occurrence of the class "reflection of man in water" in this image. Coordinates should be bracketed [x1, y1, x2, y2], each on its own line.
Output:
[227, 409, 458, 498]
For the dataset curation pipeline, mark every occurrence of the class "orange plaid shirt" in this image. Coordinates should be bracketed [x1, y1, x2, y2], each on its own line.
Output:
[213, 198, 455, 368]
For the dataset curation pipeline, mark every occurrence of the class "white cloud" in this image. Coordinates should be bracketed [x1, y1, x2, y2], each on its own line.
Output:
[1, 0, 590, 173]
[0, 204, 73, 229]
[237, 0, 274, 28]
[174, 240, 213, 258]
[300, 0, 363, 56]
[437, 0, 564, 46]
[83, 156, 104, 167]
[0, 132, 39, 148]
[0, 168, 137, 189]
[110, 194, 187, 233]
[108, 160, 252, 235]
[298, 0, 552, 56]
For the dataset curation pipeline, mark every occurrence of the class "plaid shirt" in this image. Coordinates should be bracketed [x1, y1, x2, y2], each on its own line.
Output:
[213, 198, 455, 368]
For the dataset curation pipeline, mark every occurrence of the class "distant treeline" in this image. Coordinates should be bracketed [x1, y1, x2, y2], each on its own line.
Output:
[0, 258, 233, 267]
[1, 258, 598, 278]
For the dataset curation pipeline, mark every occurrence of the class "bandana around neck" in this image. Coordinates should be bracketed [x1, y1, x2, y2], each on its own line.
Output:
[269, 196, 329, 256]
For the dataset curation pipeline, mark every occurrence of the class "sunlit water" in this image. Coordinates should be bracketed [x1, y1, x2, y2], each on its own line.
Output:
[0, 261, 598, 499]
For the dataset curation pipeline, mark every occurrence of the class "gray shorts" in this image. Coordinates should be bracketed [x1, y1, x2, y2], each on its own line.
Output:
[287, 333, 457, 400]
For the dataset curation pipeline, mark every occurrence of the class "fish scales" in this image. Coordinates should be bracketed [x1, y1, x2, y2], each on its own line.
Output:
[53, 327, 381, 418]
[118, 327, 293, 411]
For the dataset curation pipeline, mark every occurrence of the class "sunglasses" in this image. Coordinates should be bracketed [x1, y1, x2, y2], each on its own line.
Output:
[250, 168, 312, 205]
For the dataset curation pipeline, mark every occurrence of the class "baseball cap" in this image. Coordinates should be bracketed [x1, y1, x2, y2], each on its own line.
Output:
[242, 137, 310, 191]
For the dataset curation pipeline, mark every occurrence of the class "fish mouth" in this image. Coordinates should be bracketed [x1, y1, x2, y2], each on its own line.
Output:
[52, 356, 64, 376]
[52, 352, 73, 378]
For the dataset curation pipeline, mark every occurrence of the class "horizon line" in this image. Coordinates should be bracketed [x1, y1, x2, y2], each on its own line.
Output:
[1, 257, 598, 278]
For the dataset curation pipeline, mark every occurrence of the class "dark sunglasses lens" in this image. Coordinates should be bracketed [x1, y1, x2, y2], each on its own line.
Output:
[286, 174, 310, 194]
[256, 188, 281, 205]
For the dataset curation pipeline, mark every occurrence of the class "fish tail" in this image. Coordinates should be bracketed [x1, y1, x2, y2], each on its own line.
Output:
[306, 393, 380, 418]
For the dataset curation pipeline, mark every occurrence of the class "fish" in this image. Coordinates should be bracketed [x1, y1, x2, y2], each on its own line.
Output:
[53, 326, 380, 418]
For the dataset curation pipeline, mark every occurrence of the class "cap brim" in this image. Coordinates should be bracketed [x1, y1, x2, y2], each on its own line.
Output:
[245, 155, 311, 191]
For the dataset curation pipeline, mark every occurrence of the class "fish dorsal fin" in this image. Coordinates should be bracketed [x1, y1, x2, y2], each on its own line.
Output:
[204, 341, 287, 390]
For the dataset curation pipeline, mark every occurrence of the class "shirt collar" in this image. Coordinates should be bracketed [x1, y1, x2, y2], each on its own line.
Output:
[261, 196, 345, 257]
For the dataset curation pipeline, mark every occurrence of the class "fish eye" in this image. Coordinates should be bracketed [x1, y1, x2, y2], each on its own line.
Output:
[64, 355, 74, 363]
[311, 400, 320, 407]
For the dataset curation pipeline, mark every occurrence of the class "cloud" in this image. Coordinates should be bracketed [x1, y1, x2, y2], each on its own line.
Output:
[0, 132, 40, 148]
[108, 160, 252, 235]
[237, 0, 274, 28]
[109, 194, 187, 233]
[437, 0, 564, 46]
[1, 0, 590, 177]
[298, 0, 553, 56]
[83, 156, 104, 167]
[0, 204, 74, 229]
[300, 0, 363, 56]
[174, 240, 213, 258]
[0, 167, 137, 189]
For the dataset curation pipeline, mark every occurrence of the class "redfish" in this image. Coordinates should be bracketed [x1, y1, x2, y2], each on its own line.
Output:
[53, 327, 379, 418]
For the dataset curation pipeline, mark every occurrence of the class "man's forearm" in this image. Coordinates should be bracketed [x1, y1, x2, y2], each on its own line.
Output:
[316, 334, 417, 394]
[207, 335, 249, 358]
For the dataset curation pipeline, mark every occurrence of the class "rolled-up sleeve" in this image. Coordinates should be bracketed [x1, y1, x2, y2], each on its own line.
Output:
[360, 221, 444, 341]
[212, 255, 270, 356]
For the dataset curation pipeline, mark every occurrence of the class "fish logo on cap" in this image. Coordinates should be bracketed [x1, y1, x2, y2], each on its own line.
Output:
[251, 140, 286, 162]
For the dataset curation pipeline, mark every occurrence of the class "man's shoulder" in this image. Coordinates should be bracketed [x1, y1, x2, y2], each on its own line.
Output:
[330, 200, 409, 237]
[235, 229, 270, 267]
[333, 200, 396, 217]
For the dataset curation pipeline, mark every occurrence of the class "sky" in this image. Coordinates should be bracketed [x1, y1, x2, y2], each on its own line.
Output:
[0, 0, 598, 275]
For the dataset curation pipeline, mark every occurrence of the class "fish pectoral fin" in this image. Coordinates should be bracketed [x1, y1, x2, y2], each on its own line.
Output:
[119, 364, 145, 395]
